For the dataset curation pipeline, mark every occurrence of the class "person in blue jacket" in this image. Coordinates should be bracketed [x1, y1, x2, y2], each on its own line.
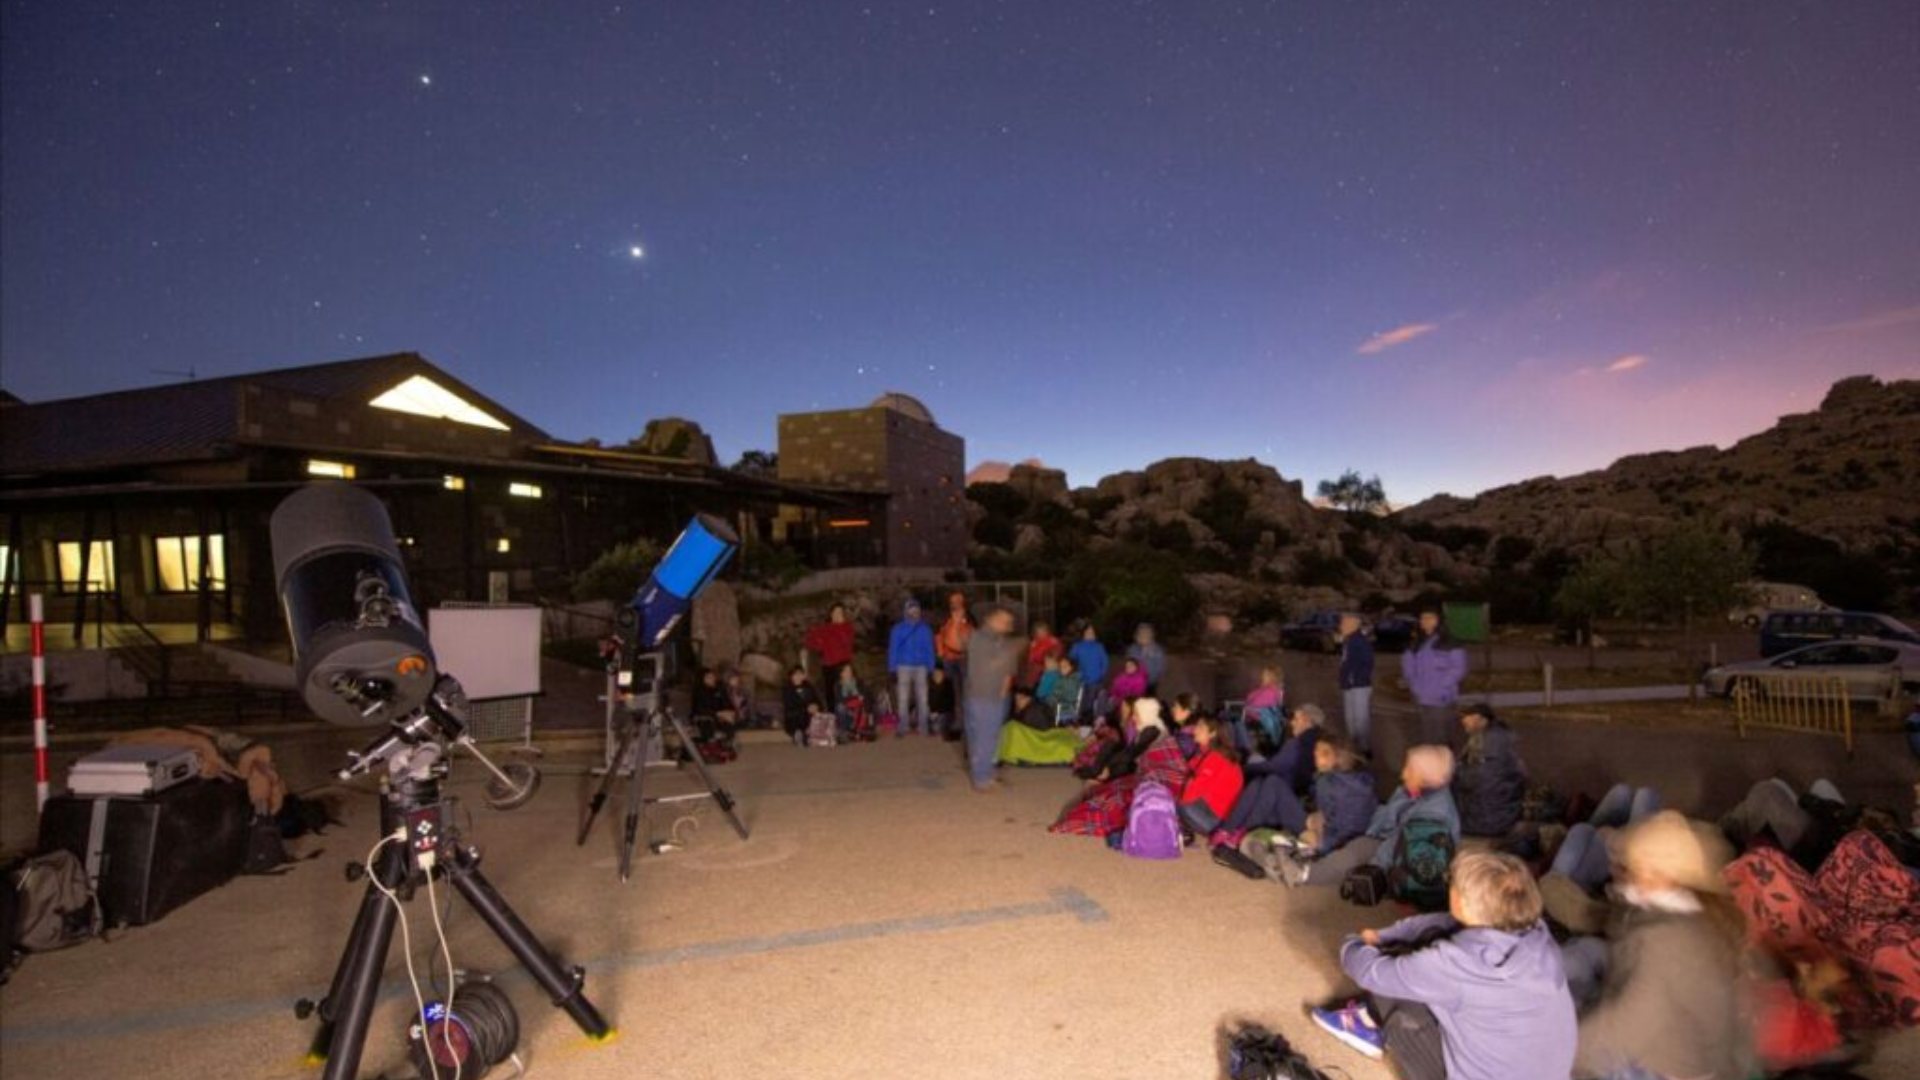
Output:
[1338, 613, 1376, 754]
[1067, 623, 1109, 694]
[888, 599, 938, 737]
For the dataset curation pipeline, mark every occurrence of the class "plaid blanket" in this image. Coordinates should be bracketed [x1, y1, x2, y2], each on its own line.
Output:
[1050, 739, 1189, 838]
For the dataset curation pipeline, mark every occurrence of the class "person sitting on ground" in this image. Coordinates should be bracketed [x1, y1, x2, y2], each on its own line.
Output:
[1310, 851, 1577, 1080]
[1564, 811, 1754, 1080]
[1243, 665, 1287, 750]
[1034, 654, 1062, 705]
[688, 667, 740, 748]
[832, 664, 867, 736]
[928, 666, 957, 739]
[1052, 698, 1189, 838]
[1046, 655, 1084, 721]
[1126, 622, 1168, 691]
[1108, 656, 1149, 711]
[781, 666, 827, 748]
[1300, 737, 1380, 857]
[1068, 622, 1109, 691]
[1284, 744, 1459, 889]
[723, 669, 758, 728]
[1538, 782, 1663, 933]
[1008, 687, 1054, 731]
[1220, 703, 1325, 838]
[1022, 619, 1063, 690]
[1718, 776, 1851, 870]
[1178, 713, 1242, 841]
[1452, 703, 1527, 838]
[1168, 692, 1204, 757]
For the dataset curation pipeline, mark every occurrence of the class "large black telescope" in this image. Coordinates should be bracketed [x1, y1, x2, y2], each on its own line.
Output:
[270, 482, 436, 727]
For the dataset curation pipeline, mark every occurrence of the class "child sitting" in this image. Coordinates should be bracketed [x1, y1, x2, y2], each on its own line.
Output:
[927, 666, 956, 738]
[1284, 744, 1458, 888]
[1178, 713, 1242, 840]
[782, 667, 827, 748]
[1035, 655, 1062, 706]
[833, 665, 869, 740]
[1302, 737, 1379, 855]
[1311, 851, 1577, 1080]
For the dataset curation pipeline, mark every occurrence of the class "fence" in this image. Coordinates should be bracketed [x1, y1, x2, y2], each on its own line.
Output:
[1730, 673, 1853, 754]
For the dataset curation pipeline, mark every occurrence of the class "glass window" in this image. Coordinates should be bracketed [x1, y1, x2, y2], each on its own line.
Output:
[507, 481, 542, 499]
[153, 534, 226, 592]
[0, 543, 11, 589]
[369, 374, 510, 430]
[306, 459, 356, 479]
[443, 475, 466, 491]
[56, 540, 116, 592]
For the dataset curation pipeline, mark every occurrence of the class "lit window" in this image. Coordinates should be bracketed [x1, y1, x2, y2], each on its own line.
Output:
[56, 540, 116, 593]
[306, 459, 356, 479]
[827, 518, 871, 529]
[495, 538, 512, 553]
[508, 482, 543, 499]
[153, 535, 226, 593]
[443, 475, 466, 491]
[397, 536, 418, 548]
[368, 374, 510, 431]
[0, 544, 12, 588]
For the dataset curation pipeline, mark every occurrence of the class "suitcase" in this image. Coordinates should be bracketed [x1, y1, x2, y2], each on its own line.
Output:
[68, 744, 201, 797]
[37, 779, 251, 927]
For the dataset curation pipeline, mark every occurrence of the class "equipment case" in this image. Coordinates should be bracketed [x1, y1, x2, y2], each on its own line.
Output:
[37, 779, 251, 927]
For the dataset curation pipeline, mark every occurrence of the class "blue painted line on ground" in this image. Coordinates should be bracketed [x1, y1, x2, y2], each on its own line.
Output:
[0, 886, 1107, 1044]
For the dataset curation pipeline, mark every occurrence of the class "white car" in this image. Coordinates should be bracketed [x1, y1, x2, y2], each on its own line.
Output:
[1704, 639, 1920, 701]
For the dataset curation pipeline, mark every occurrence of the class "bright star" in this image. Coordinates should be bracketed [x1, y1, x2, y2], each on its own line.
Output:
[418, 74, 432, 86]
[628, 245, 645, 259]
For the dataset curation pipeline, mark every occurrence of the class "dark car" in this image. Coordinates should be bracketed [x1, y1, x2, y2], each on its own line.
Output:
[1758, 610, 1920, 658]
[1280, 610, 1343, 653]
[1370, 614, 1417, 653]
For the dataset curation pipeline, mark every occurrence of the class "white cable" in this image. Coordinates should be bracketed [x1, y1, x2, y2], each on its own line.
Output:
[422, 855, 462, 1080]
[369, 830, 440, 1080]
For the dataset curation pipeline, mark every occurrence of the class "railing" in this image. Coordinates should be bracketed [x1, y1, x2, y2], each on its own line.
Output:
[1731, 673, 1853, 754]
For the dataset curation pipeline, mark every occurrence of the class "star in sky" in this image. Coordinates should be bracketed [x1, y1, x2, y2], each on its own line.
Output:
[627, 244, 645, 260]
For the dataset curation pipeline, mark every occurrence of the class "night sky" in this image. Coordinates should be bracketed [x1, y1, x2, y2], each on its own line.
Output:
[4, 2, 1917, 502]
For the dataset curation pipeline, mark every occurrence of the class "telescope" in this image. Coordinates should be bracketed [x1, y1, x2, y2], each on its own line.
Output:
[625, 511, 740, 653]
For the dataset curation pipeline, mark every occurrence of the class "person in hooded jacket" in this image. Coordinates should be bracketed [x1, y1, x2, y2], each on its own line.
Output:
[1067, 623, 1109, 694]
[1452, 703, 1528, 837]
[1220, 703, 1326, 835]
[1311, 851, 1578, 1080]
[1402, 609, 1469, 745]
[887, 598, 937, 736]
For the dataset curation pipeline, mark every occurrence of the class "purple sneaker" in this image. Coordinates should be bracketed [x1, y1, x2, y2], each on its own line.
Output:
[1309, 1001, 1384, 1060]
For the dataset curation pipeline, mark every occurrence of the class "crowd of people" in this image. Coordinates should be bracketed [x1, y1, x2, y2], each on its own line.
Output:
[684, 593, 1918, 1079]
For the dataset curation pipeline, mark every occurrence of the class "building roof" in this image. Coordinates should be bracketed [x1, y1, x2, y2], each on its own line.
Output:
[1, 353, 547, 475]
[870, 391, 936, 426]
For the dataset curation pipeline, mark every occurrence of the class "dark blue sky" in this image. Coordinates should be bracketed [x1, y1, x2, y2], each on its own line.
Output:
[4, 1, 1917, 501]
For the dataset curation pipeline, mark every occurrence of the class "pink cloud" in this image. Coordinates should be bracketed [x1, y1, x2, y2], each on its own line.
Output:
[1821, 303, 1920, 334]
[1605, 353, 1651, 374]
[1356, 322, 1437, 355]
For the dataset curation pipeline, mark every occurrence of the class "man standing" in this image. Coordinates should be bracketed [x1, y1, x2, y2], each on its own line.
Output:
[888, 599, 936, 737]
[1338, 613, 1376, 755]
[936, 590, 973, 700]
[963, 606, 1021, 792]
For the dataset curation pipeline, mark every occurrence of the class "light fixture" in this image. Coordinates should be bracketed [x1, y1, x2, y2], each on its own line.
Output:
[508, 482, 543, 499]
[306, 459, 356, 479]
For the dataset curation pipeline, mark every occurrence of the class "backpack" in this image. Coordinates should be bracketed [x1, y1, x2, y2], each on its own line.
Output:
[807, 711, 837, 747]
[1387, 817, 1456, 911]
[1122, 781, 1182, 860]
[11, 850, 100, 953]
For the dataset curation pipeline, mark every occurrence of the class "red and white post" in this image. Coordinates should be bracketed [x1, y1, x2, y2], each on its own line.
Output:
[31, 592, 51, 812]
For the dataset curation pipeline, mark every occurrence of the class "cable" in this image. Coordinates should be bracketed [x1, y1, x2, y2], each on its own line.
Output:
[421, 852, 461, 1080]
[368, 829, 440, 1080]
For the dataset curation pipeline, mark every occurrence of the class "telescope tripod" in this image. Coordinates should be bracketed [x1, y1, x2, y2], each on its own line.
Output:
[297, 738, 608, 1079]
[577, 699, 749, 882]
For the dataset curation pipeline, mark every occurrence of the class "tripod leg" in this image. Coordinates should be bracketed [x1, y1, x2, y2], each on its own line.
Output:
[319, 877, 402, 1080]
[302, 878, 384, 1062]
[664, 709, 751, 840]
[618, 717, 649, 882]
[447, 853, 611, 1039]
[578, 719, 638, 846]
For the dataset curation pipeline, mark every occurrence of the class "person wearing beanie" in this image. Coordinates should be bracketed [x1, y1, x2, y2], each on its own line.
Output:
[887, 598, 937, 737]
[1569, 811, 1754, 1080]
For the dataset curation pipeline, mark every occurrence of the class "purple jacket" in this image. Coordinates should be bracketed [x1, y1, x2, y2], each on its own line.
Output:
[1341, 913, 1577, 1080]
[1401, 637, 1468, 707]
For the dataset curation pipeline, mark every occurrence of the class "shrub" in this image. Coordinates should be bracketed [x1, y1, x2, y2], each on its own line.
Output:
[738, 539, 808, 590]
[572, 539, 662, 605]
[1060, 545, 1201, 638]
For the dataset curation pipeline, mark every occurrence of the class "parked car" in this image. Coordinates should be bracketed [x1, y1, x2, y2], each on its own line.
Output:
[1728, 581, 1830, 627]
[1279, 610, 1342, 653]
[1705, 639, 1920, 701]
[1758, 610, 1920, 658]
[1370, 613, 1417, 652]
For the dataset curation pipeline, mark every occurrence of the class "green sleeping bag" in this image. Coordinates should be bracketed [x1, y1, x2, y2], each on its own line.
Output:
[998, 723, 1081, 766]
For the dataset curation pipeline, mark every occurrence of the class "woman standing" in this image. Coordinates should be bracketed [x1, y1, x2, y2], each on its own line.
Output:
[936, 590, 973, 691]
[804, 602, 856, 691]
[1401, 608, 1467, 746]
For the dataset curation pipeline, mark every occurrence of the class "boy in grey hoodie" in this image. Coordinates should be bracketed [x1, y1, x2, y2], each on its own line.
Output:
[1312, 851, 1577, 1080]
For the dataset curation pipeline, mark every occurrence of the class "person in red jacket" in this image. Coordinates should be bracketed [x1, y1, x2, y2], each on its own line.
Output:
[1022, 618, 1063, 690]
[804, 603, 856, 690]
[1178, 713, 1243, 840]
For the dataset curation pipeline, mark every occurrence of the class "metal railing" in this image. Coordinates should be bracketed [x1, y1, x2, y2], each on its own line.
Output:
[1731, 673, 1854, 754]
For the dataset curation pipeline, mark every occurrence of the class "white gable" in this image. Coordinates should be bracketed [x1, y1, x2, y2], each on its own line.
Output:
[369, 374, 510, 430]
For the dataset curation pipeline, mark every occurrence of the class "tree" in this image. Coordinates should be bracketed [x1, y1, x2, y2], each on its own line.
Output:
[1552, 523, 1754, 627]
[571, 539, 662, 605]
[1317, 470, 1388, 515]
[731, 449, 779, 477]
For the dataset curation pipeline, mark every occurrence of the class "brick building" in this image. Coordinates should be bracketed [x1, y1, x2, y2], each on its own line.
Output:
[775, 393, 968, 569]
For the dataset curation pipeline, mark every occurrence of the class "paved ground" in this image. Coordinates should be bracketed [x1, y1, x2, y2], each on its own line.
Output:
[2, 705, 1916, 1079]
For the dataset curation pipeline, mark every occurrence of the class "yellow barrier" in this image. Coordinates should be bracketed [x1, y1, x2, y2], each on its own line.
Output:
[1731, 673, 1853, 754]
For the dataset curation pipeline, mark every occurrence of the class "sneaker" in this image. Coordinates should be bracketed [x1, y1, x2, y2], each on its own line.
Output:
[1309, 1002, 1384, 1060]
